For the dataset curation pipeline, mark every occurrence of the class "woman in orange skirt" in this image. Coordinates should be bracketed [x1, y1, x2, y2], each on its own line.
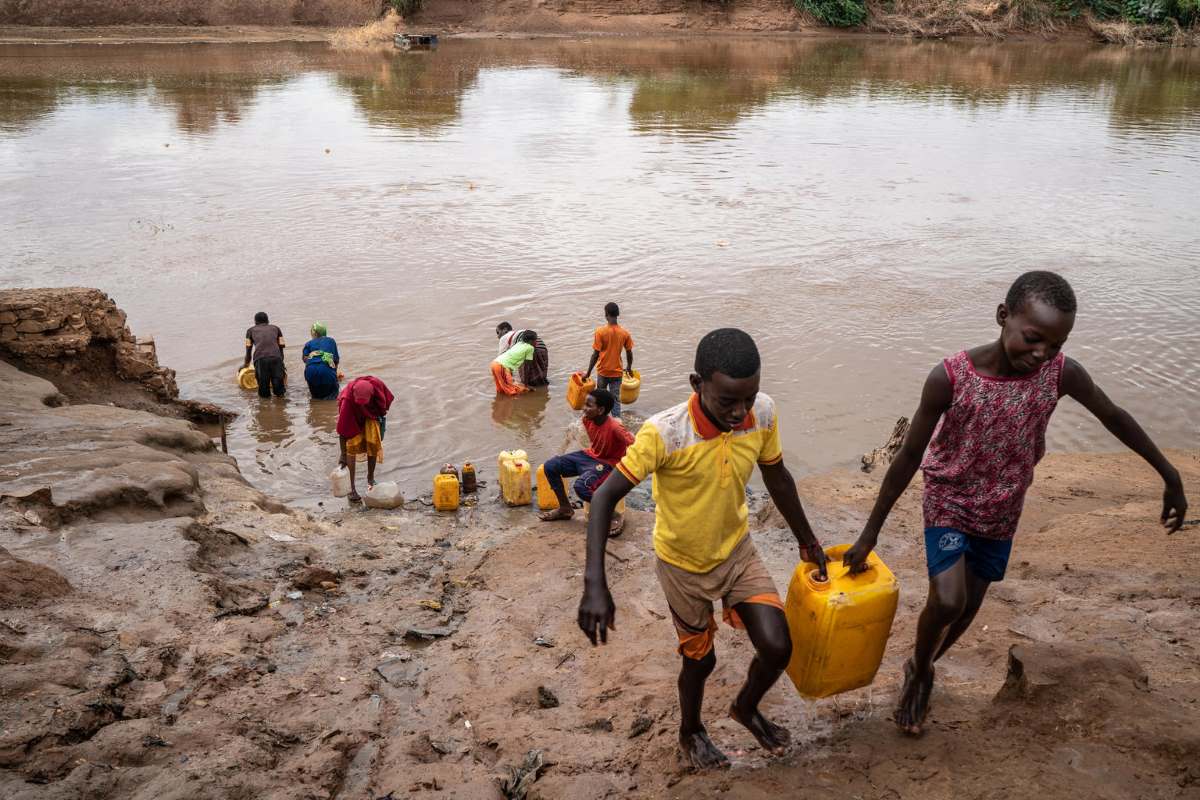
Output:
[492, 330, 538, 395]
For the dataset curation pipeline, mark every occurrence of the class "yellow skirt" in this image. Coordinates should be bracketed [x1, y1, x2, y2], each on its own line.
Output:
[345, 418, 383, 461]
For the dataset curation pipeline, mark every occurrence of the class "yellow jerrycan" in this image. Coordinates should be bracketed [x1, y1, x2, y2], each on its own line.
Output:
[237, 366, 258, 391]
[498, 449, 527, 473]
[784, 544, 899, 699]
[567, 372, 595, 411]
[500, 458, 532, 506]
[536, 464, 559, 510]
[433, 473, 460, 512]
[619, 370, 641, 405]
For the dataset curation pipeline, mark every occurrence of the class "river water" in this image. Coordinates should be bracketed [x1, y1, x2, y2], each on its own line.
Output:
[1, 37, 1198, 504]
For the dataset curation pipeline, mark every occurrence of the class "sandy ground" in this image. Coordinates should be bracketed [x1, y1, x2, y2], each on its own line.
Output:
[1, 349, 1197, 798]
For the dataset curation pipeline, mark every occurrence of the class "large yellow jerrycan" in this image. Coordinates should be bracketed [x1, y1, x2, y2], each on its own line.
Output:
[619, 370, 641, 405]
[784, 544, 899, 699]
[500, 458, 532, 506]
[433, 473, 459, 512]
[567, 372, 595, 410]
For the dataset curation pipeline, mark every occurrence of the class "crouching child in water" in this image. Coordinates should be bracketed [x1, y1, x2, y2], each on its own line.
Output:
[491, 330, 539, 396]
[538, 388, 633, 534]
[842, 270, 1189, 736]
[578, 328, 829, 770]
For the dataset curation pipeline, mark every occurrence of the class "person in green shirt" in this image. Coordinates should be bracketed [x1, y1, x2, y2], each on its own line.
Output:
[491, 330, 538, 395]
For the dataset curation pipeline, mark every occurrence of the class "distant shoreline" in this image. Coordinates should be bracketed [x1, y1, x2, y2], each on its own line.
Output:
[0, 23, 1124, 48]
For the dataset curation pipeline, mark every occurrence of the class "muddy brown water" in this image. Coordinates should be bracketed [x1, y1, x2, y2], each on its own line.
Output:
[1, 38, 1198, 505]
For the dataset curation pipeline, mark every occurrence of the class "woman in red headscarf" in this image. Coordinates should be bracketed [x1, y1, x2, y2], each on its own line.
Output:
[337, 375, 394, 501]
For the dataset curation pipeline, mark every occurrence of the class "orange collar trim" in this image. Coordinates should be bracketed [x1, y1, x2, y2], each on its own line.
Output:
[688, 393, 755, 440]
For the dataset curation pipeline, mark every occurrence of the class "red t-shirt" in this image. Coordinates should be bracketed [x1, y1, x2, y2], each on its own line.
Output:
[336, 376, 394, 438]
[583, 415, 635, 466]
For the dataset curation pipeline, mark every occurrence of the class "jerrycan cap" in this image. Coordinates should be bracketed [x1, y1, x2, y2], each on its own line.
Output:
[805, 569, 831, 592]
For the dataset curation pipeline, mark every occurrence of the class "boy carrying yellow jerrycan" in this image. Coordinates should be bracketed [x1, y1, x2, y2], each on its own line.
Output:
[784, 544, 899, 698]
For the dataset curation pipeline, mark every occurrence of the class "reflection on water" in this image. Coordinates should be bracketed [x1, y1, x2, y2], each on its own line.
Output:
[1, 38, 1197, 501]
[491, 389, 551, 439]
[248, 397, 293, 444]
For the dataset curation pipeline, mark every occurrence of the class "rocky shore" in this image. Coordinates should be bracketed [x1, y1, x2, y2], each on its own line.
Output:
[1, 290, 1197, 799]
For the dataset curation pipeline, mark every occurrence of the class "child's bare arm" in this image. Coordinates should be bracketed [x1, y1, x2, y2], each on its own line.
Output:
[760, 460, 828, 578]
[578, 471, 635, 645]
[583, 350, 599, 380]
[844, 363, 953, 571]
[1060, 357, 1187, 532]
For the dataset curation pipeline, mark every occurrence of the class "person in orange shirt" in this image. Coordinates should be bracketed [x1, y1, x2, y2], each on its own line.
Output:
[583, 302, 634, 418]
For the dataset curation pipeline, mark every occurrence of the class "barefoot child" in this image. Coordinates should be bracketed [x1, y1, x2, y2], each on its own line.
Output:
[842, 271, 1188, 737]
[578, 328, 829, 770]
[538, 388, 633, 533]
[491, 330, 539, 396]
[583, 302, 634, 418]
[336, 376, 394, 502]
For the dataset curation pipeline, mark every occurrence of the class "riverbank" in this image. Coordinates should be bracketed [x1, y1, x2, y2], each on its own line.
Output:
[0, 3, 1196, 47]
[1, 290, 1196, 798]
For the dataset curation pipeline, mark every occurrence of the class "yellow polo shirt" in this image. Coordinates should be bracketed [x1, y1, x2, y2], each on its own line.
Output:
[617, 393, 783, 574]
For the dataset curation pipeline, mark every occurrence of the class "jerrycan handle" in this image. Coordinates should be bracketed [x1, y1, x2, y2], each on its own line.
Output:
[805, 549, 873, 589]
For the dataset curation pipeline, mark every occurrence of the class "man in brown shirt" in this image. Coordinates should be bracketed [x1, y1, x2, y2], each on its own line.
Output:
[243, 312, 286, 398]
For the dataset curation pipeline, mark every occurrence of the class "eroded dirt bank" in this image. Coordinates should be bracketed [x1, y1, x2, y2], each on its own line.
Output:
[0, 0, 1122, 44]
[1, 292, 1198, 799]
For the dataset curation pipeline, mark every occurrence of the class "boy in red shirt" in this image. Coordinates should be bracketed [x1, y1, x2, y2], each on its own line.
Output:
[583, 302, 634, 418]
[539, 389, 633, 534]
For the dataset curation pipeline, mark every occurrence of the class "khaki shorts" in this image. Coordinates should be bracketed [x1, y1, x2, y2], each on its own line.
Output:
[654, 534, 782, 660]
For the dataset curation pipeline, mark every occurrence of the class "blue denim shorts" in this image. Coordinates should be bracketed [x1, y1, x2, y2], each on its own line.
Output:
[924, 527, 1013, 583]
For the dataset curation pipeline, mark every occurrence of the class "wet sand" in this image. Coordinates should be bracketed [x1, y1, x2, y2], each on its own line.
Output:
[2, 344, 1197, 798]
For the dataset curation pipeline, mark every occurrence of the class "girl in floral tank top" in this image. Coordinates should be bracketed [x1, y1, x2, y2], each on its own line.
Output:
[839, 271, 1187, 740]
[921, 349, 1064, 541]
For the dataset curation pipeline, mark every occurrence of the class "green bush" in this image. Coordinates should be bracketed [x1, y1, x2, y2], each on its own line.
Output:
[388, 0, 424, 18]
[796, 0, 867, 26]
[1081, 0, 1124, 17]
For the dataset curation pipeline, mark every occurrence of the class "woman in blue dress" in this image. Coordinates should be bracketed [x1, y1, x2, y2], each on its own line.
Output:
[302, 322, 341, 400]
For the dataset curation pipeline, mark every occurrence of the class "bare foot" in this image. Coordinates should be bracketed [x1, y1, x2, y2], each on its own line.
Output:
[678, 730, 730, 771]
[347, 491, 362, 503]
[729, 702, 791, 754]
[538, 507, 574, 522]
[894, 658, 934, 736]
[608, 513, 626, 538]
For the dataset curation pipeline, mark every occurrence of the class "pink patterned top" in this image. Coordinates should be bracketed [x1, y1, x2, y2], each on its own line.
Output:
[921, 350, 1065, 541]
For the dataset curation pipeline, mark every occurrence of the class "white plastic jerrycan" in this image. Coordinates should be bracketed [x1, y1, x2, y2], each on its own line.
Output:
[364, 481, 404, 509]
[330, 466, 352, 498]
